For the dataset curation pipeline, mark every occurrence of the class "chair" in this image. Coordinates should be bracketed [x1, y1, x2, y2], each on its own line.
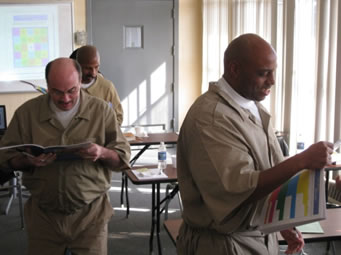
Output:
[0, 171, 24, 229]
[162, 183, 182, 220]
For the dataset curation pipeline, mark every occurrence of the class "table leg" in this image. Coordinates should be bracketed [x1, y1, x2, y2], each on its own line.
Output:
[156, 183, 162, 254]
[120, 172, 125, 206]
[149, 183, 156, 254]
[17, 178, 24, 229]
[125, 174, 129, 217]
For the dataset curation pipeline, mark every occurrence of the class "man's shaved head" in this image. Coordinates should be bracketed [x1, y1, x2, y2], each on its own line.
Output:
[222, 34, 277, 101]
[76, 45, 101, 84]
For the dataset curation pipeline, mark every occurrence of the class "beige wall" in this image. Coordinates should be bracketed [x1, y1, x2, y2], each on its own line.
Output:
[0, 0, 202, 129]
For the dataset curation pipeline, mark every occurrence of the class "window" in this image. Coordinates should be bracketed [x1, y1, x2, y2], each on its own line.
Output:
[203, 0, 340, 155]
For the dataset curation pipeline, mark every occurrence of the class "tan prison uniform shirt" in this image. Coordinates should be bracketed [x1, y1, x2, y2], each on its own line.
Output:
[176, 77, 284, 255]
[0, 90, 130, 215]
[82, 73, 124, 126]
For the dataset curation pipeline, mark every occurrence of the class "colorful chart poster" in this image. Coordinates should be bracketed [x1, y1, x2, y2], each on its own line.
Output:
[0, 3, 72, 93]
[12, 25, 50, 68]
[251, 169, 326, 233]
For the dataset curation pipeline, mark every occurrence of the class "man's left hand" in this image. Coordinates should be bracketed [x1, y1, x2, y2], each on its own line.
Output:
[78, 143, 103, 161]
[280, 228, 305, 254]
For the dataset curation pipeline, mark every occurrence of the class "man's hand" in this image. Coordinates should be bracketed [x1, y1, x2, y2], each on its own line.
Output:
[297, 141, 333, 170]
[78, 143, 122, 168]
[78, 143, 103, 162]
[10, 152, 56, 170]
[26, 153, 57, 167]
[280, 228, 305, 254]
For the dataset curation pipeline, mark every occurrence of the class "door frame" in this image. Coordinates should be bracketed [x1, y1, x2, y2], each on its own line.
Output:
[85, 0, 179, 131]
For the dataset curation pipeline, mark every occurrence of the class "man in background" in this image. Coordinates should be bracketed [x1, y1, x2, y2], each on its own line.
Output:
[0, 58, 130, 255]
[176, 33, 333, 255]
[75, 45, 124, 126]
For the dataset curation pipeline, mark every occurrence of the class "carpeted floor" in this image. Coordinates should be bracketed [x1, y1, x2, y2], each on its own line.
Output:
[0, 171, 181, 255]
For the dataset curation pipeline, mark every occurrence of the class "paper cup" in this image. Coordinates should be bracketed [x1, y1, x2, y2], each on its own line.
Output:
[171, 155, 177, 168]
[134, 126, 143, 137]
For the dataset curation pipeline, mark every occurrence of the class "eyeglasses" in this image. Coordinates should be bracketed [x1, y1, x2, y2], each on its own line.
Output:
[50, 86, 80, 97]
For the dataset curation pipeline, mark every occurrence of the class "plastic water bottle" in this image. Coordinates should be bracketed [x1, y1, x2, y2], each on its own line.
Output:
[158, 142, 167, 171]
[296, 134, 305, 153]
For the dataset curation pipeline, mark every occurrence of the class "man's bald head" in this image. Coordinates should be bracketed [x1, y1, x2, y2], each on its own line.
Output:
[76, 45, 100, 64]
[223, 33, 275, 74]
[45, 58, 81, 84]
[45, 58, 82, 111]
[76, 45, 101, 83]
[222, 33, 277, 101]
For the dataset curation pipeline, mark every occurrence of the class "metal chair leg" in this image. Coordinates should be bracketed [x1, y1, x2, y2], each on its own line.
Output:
[17, 176, 24, 229]
[125, 174, 130, 217]
[0, 174, 25, 229]
[120, 172, 125, 206]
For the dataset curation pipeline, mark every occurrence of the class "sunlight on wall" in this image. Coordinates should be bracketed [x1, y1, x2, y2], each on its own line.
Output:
[122, 80, 147, 126]
[122, 62, 170, 128]
[139, 80, 147, 116]
[151, 62, 166, 105]
[122, 88, 137, 126]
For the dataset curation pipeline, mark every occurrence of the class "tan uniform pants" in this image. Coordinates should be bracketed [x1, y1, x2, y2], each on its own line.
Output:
[24, 194, 114, 255]
[177, 221, 279, 255]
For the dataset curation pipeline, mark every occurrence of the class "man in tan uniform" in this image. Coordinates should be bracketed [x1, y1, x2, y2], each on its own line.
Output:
[0, 58, 130, 255]
[76, 45, 124, 126]
[176, 34, 334, 255]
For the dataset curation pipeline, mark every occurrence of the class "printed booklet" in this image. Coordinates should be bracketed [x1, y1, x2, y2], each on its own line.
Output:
[251, 169, 326, 233]
[0, 142, 92, 160]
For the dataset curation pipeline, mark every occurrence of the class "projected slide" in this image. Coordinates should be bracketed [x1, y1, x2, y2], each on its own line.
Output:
[12, 19, 50, 68]
[0, 5, 59, 82]
[0, 3, 73, 93]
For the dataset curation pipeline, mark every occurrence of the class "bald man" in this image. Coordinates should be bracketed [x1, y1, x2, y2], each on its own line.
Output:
[76, 45, 124, 126]
[0, 58, 130, 255]
[176, 34, 334, 255]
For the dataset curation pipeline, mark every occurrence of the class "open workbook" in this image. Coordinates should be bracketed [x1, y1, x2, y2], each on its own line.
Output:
[0, 142, 92, 160]
[250, 169, 326, 234]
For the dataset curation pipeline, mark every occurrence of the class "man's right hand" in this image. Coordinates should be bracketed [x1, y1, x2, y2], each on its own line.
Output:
[10, 153, 56, 170]
[24, 153, 57, 167]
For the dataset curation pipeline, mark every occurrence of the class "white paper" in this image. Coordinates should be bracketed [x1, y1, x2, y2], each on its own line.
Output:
[132, 168, 168, 180]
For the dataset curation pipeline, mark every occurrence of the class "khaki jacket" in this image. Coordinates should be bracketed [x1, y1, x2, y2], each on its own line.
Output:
[0, 91, 130, 214]
[82, 74, 124, 125]
[177, 78, 284, 254]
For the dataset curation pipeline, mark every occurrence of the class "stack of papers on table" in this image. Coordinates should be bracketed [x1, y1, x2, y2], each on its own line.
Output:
[132, 168, 168, 180]
[296, 221, 324, 233]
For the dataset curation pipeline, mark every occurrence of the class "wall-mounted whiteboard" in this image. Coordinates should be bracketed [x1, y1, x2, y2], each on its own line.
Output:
[0, 2, 73, 93]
